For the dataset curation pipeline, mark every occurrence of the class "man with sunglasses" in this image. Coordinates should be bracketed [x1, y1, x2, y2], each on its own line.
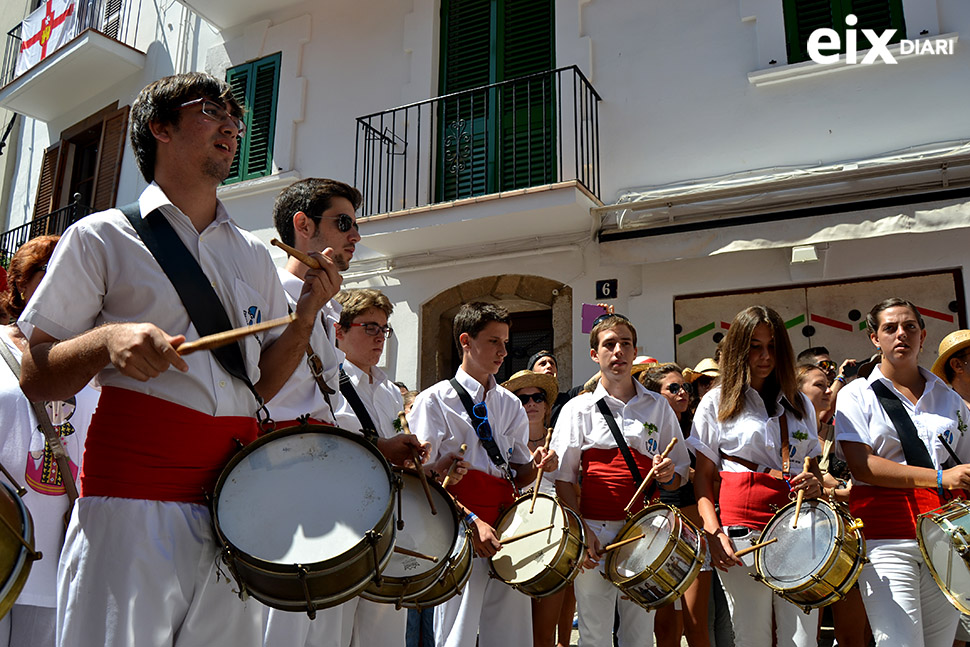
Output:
[550, 314, 690, 647]
[408, 301, 558, 647]
[798, 346, 858, 421]
[20, 74, 338, 647]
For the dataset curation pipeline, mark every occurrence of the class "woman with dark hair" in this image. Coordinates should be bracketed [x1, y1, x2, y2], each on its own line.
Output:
[0, 236, 99, 647]
[837, 298, 970, 647]
[689, 305, 822, 647]
[640, 363, 711, 647]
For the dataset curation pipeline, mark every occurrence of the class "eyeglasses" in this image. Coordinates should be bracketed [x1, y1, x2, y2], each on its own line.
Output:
[349, 322, 392, 338]
[312, 213, 359, 233]
[816, 360, 837, 373]
[177, 97, 246, 135]
[517, 392, 547, 405]
[666, 382, 692, 395]
[591, 312, 632, 329]
[471, 401, 493, 441]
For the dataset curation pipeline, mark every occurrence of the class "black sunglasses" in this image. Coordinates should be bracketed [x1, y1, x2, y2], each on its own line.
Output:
[312, 212, 359, 233]
[666, 382, 692, 395]
[517, 392, 547, 405]
[591, 312, 632, 329]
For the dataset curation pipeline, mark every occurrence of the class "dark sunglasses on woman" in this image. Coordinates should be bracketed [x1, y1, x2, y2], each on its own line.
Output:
[517, 392, 547, 405]
[666, 382, 692, 395]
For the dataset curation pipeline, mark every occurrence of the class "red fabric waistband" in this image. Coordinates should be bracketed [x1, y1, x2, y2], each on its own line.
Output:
[718, 471, 791, 531]
[849, 484, 960, 540]
[580, 447, 654, 521]
[80, 387, 259, 504]
[447, 468, 516, 526]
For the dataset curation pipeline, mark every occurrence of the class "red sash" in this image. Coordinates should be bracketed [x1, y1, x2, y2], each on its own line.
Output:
[849, 485, 964, 540]
[80, 387, 259, 504]
[447, 468, 516, 526]
[718, 471, 791, 531]
[580, 447, 653, 521]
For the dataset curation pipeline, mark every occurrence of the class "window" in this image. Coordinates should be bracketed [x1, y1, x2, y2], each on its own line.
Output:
[783, 0, 906, 64]
[224, 52, 281, 185]
[437, 0, 555, 201]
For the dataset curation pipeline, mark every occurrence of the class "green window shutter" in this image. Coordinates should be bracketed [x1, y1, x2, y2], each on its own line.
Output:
[224, 52, 281, 185]
[784, 0, 906, 64]
[846, 0, 905, 43]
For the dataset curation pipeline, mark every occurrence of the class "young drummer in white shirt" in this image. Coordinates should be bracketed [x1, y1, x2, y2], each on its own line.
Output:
[551, 314, 690, 647]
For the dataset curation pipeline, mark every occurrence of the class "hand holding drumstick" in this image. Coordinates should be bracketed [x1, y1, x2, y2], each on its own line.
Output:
[624, 437, 678, 513]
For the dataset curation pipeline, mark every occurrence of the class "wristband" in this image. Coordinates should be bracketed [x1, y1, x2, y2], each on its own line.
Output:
[660, 474, 676, 486]
[464, 512, 478, 524]
[938, 468, 945, 498]
[835, 375, 846, 384]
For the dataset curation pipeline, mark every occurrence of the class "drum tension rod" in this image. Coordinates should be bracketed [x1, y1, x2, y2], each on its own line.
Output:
[0, 512, 40, 560]
[366, 530, 384, 587]
[297, 566, 316, 620]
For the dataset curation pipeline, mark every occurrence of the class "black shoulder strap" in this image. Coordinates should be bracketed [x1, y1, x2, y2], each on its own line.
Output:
[595, 397, 644, 486]
[339, 368, 378, 442]
[871, 380, 935, 469]
[449, 377, 509, 471]
[119, 203, 263, 412]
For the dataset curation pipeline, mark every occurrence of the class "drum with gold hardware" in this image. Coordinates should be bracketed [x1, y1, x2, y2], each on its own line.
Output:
[605, 503, 706, 610]
[754, 498, 866, 611]
[0, 480, 39, 619]
[403, 519, 473, 610]
[917, 500, 970, 614]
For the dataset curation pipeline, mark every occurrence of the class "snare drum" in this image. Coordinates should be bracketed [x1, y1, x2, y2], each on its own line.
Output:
[361, 468, 459, 606]
[917, 500, 970, 614]
[0, 480, 37, 620]
[489, 493, 585, 598]
[605, 503, 706, 610]
[213, 425, 396, 615]
[754, 499, 865, 611]
[404, 520, 473, 610]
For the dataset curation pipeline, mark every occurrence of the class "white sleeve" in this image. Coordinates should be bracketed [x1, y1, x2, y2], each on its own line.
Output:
[687, 393, 720, 465]
[551, 398, 583, 484]
[834, 382, 871, 448]
[408, 391, 449, 462]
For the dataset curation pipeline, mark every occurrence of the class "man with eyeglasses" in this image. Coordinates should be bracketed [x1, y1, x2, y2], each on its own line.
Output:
[409, 301, 558, 647]
[550, 314, 690, 647]
[19, 74, 338, 647]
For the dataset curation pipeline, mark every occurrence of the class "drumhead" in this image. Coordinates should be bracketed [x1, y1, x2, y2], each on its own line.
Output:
[382, 471, 457, 578]
[215, 428, 392, 565]
[918, 509, 970, 612]
[491, 494, 566, 583]
[759, 500, 837, 585]
[613, 506, 676, 579]
[0, 480, 32, 618]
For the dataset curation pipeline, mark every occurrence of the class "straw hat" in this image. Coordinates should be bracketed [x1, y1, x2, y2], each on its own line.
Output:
[502, 370, 559, 405]
[630, 355, 659, 377]
[931, 330, 970, 382]
[684, 357, 719, 383]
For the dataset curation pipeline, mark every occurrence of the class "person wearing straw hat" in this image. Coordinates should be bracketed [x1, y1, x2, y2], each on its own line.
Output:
[932, 329, 970, 400]
[550, 314, 689, 647]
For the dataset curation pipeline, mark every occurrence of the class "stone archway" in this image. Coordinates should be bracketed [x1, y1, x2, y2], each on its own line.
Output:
[419, 276, 573, 390]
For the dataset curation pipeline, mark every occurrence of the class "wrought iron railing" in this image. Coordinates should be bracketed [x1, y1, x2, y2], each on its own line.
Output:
[1, 0, 138, 88]
[0, 195, 92, 268]
[354, 66, 602, 217]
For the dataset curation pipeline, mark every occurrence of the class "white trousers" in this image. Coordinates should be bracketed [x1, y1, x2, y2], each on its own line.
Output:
[263, 597, 407, 646]
[433, 556, 532, 647]
[718, 527, 818, 647]
[574, 519, 654, 647]
[859, 539, 959, 647]
[56, 497, 261, 647]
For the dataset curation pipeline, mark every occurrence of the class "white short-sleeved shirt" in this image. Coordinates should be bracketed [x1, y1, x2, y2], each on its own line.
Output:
[265, 268, 343, 424]
[835, 365, 970, 485]
[335, 361, 404, 440]
[688, 385, 820, 472]
[20, 184, 288, 418]
[551, 379, 690, 485]
[408, 368, 530, 477]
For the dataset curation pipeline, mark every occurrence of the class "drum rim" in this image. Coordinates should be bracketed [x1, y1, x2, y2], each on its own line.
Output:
[606, 503, 691, 587]
[404, 524, 474, 609]
[212, 424, 397, 572]
[489, 493, 578, 584]
[917, 501, 970, 615]
[755, 498, 843, 586]
[0, 480, 34, 620]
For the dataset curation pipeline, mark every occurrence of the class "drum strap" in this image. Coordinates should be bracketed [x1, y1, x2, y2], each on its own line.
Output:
[0, 340, 79, 517]
[119, 203, 269, 425]
[340, 368, 379, 443]
[871, 380, 935, 469]
[449, 378, 516, 484]
[594, 398, 643, 486]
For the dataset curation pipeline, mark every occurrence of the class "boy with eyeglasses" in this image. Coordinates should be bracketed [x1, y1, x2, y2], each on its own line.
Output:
[409, 301, 558, 647]
[550, 314, 690, 647]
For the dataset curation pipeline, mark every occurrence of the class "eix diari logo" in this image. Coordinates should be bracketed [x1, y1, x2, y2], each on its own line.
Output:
[808, 14, 954, 65]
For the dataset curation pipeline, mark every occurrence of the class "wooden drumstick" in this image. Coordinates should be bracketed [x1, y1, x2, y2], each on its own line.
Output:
[441, 443, 468, 489]
[733, 536, 778, 558]
[397, 411, 437, 516]
[529, 428, 554, 514]
[937, 434, 970, 498]
[791, 456, 812, 528]
[393, 546, 439, 563]
[176, 314, 296, 355]
[499, 524, 555, 546]
[603, 533, 645, 553]
[624, 437, 679, 514]
[271, 238, 321, 269]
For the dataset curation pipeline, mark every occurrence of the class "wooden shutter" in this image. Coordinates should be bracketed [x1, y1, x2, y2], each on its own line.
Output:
[33, 142, 64, 220]
[783, 0, 841, 64]
[90, 105, 128, 211]
[847, 0, 905, 42]
[224, 53, 280, 184]
[224, 65, 251, 184]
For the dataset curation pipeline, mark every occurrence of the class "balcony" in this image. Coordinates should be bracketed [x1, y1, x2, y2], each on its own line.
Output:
[353, 66, 603, 257]
[0, 0, 145, 122]
[172, 0, 303, 30]
[0, 195, 92, 267]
